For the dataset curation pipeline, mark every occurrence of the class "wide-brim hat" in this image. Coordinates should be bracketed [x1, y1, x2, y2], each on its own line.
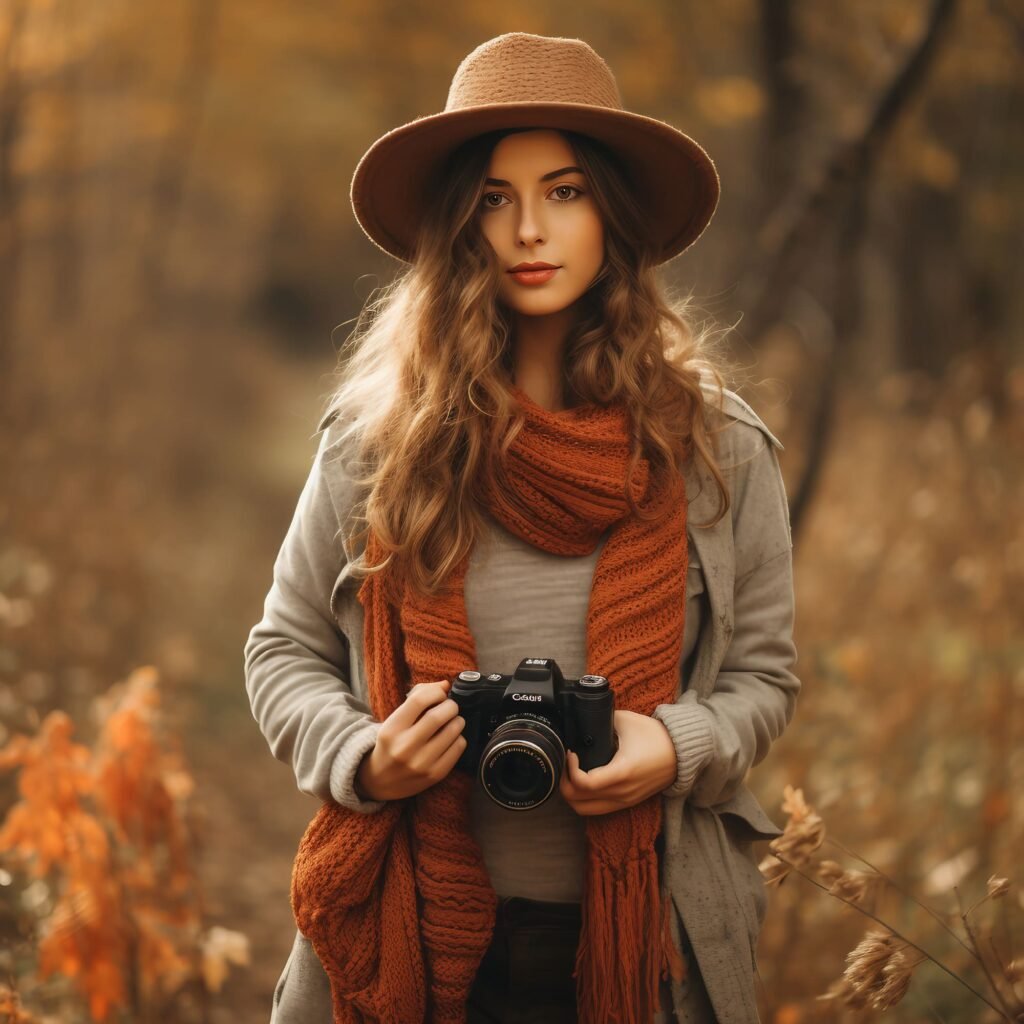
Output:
[350, 32, 720, 266]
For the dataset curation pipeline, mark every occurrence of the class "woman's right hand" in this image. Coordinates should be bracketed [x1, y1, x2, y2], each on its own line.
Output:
[355, 680, 467, 801]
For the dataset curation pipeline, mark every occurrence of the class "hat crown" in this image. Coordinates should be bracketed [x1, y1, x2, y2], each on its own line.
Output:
[445, 32, 623, 112]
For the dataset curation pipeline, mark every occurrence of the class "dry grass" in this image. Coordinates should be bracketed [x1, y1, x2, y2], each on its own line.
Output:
[747, 351, 1023, 1023]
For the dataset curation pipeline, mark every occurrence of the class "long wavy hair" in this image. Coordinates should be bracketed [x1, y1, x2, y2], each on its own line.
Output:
[321, 127, 740, 599]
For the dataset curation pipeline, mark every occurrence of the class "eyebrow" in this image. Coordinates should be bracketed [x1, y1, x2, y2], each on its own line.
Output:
[484, 165, 585, 187]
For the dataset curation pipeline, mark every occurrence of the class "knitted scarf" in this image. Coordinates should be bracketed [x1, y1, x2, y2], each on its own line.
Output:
[290, 385, 689, 1024]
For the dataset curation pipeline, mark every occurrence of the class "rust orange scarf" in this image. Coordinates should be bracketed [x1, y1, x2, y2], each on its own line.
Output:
[290, 385, 688, 1023]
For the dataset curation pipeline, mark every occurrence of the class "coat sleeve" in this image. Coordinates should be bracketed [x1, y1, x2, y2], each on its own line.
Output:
[243, 425, 386, 814]
[653, 428, 800, 805]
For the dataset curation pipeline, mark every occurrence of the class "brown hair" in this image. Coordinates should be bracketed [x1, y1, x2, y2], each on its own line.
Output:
[321, 127, 737, 598]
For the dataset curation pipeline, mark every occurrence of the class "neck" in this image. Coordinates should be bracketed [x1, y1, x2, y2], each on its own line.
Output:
[510, 305, 577, 413]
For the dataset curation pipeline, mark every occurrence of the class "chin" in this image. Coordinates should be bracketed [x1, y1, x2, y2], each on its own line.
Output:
[503, 289, 586, 318]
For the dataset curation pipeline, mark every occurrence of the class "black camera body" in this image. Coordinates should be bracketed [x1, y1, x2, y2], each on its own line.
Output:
[450, 657, 617, 811]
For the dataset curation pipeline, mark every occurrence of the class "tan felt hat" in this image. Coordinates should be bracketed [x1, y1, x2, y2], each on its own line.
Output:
[350, 32, 720, 265]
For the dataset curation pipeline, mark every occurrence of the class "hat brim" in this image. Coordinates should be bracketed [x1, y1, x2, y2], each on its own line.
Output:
[349, 102, 720, 265]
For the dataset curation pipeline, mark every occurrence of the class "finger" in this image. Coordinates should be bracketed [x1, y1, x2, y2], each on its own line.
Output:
[416, 712, 466, 767]
[568, 798, 622, 817]
[405, 695, 460, 746]
[563, 751, 603, 794]
[561, 753, 611, 801]
[406, 726, 467, 792]
[428, 730, 468, 781]
[391, 702, 458, 765]
[566, 750, 622, 792]
[391, 680, 451, 730]
[559, 765, 577, 802]
[559, 752, 582, 795]
[561, 783, 622, 815]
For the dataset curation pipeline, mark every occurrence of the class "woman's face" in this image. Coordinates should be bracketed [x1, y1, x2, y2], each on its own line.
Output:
[477, 129, 605, 319]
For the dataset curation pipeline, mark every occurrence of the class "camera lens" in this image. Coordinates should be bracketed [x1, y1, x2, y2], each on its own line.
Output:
[479, 720, 565, 810]
[494, 751, 545, 799]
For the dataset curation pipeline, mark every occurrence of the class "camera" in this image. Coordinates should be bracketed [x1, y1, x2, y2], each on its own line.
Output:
[450, 657, 617, 811]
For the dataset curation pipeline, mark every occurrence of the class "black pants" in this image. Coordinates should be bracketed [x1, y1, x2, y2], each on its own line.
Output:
[466, 897, 583, 1023]
[465, 896, 691, 1023]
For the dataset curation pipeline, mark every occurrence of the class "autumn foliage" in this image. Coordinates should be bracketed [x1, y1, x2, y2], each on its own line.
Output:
[0, 667, 249, 1023]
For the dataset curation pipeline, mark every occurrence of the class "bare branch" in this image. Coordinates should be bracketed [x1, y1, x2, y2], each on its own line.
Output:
[734, 0, 959, 346]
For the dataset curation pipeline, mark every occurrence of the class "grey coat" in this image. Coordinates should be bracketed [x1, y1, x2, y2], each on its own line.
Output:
[244, 385, 800, 1023]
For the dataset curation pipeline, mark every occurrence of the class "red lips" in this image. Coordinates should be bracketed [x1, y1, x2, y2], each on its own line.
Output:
[509, 261, 559, 272]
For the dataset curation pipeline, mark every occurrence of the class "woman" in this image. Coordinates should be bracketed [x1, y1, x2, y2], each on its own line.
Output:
[244, 31, 800, 1024]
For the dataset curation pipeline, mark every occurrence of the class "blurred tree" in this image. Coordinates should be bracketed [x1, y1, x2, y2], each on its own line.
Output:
[139, 0, 220, 311]
[0, 0, 29, 419]
[49, 0, 84, 323]
[755, 0, 809, 223]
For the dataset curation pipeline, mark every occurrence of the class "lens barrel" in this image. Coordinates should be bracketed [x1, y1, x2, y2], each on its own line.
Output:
[479, 719, 565, 810]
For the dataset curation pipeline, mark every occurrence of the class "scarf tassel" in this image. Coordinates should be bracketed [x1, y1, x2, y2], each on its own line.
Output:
[574, 845, 684, 1024]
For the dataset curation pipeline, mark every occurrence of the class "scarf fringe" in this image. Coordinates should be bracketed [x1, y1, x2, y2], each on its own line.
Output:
[574, 834, 682, 1024]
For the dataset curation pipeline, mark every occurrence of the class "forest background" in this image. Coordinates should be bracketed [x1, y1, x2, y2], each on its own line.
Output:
[0, 1, 1021, 1022]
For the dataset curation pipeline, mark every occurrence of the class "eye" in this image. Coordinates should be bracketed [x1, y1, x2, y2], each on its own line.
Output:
[551, 184, 584, 202]
[480, 192, 509, 210]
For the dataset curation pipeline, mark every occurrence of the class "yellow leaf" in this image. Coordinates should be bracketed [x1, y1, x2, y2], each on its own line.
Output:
[201, 926, 251, 993]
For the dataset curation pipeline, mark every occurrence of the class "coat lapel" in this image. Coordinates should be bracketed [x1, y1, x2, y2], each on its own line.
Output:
[682, 453, 733, 702]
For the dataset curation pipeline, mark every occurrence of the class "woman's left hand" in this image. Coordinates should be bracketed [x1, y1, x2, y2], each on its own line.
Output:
[559, 709, 677, 816]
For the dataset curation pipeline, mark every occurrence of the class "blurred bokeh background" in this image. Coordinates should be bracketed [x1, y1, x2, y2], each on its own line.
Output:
[0, 1, 1021, 1021]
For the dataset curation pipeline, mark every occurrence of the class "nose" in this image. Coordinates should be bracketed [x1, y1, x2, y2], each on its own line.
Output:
[515, 196, 545, 248]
